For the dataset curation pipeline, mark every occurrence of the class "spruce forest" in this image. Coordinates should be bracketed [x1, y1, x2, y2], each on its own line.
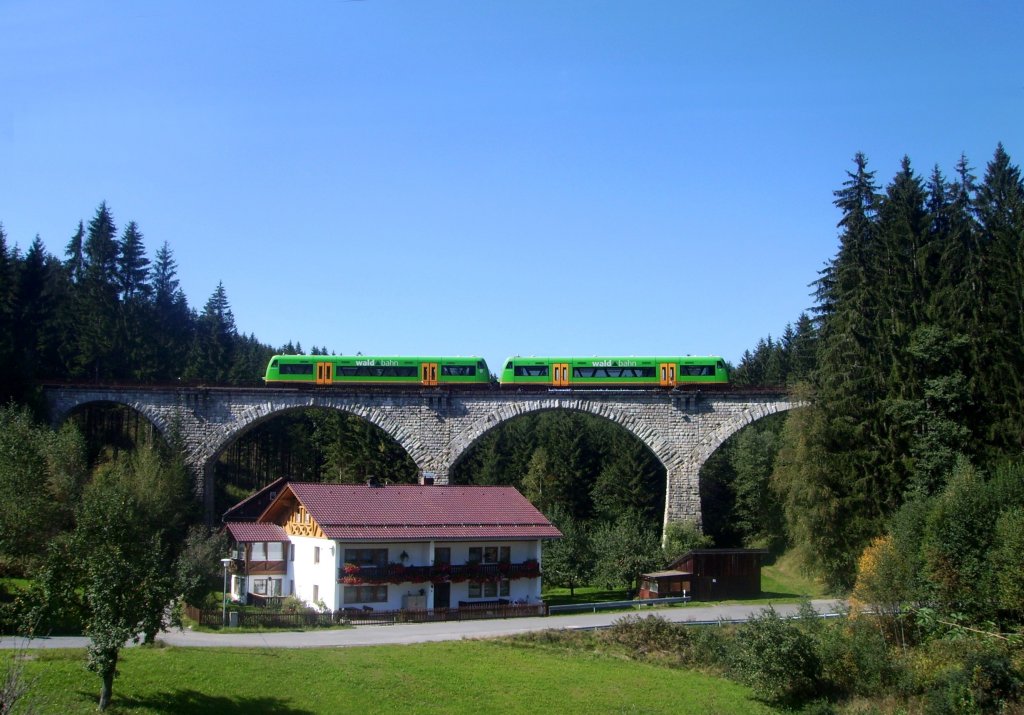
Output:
[1, 144, 1023, 607]
[3, 144, 1024, 712]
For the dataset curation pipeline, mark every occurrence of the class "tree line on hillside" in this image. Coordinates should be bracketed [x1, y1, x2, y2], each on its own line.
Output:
[698, 144, 1024, 603]
[770, 144, 1024, 592]
[0, 202, 282, 405]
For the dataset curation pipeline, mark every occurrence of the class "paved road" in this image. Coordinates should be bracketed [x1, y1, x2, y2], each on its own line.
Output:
[2, 600, 844, 650]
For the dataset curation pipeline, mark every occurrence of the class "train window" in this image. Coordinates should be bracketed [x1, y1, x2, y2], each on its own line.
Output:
[681, 365, 714, 376]
[279, 363, 314, 375]
[336, 366, 417, 377]
[441, 365, 476, 376]
[573, 367, 656, 378]
[271, 359, 279, 367]
[514, 365, 549, 377]
[505, 361, 513, 370]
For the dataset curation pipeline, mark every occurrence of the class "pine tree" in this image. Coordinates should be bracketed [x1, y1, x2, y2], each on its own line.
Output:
[12, 238, 53, 385]
[75, 203, 122, 379]
[974, 145, 1024, 451]
[775, 154, 888, 589]
[0, 225, 14, 400]
[116, 221, 150, 302]
[150, 242, 192, 380]
[185, 282, 237, 382]
[64, 221, 86, 285]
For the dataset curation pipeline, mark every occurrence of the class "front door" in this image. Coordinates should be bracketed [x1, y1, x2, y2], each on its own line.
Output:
[316, 362, 333, 385]
[659, 362, 676, 387]
[421, 362, 438, 386]
[434, 582, 450, 609]
[552, 362, 569, 387]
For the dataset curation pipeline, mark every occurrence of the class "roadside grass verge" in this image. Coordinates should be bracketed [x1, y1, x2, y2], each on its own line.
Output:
[11, 641, 779, 714]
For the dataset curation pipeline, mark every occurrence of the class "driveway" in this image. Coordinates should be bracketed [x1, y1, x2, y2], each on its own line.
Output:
[2, 600, 844, 650]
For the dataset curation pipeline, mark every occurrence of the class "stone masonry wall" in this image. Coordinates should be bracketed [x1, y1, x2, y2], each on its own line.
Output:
[45, 387, 797, 529]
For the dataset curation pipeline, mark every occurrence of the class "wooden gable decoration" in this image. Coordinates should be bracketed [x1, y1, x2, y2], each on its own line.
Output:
[259, 486, 326, 539]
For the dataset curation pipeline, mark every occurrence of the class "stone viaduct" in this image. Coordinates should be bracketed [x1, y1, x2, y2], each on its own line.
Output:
[43, 386, 800, 529]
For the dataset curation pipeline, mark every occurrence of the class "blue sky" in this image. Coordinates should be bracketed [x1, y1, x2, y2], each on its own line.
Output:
[2, 1, 1021, 373]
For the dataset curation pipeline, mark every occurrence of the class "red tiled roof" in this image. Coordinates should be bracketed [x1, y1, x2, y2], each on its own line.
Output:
[279, 484, 561, 541]
[226, 522, 289, 542]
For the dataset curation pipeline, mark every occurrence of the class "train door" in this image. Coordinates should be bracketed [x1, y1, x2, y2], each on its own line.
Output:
[421, 362, 438, 386]
[552, 363, 570, 387]
[659, 362, 676, 388]
[316, 362, 333, 386]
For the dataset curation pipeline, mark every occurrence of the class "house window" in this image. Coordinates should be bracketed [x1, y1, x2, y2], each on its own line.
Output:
[254, 579, 267, 595]
[269, 579, 282, 596]
[344, 585, 388, 604]
[314, 546, 321, 564]
[267, 542, 283, 560]
[289, 543, 295, 562]
[313, 585, 319, 603]
[467, 580, 510, 599]
[434, 547, 451, 565]
[468, 546, 510, 564]
[344, 548, 388, 566]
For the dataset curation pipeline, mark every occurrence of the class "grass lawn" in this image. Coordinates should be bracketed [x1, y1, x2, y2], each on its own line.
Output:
[760, 550, 829, 600]
[542, 584, 629, 606]
[12, 641, 779, 714]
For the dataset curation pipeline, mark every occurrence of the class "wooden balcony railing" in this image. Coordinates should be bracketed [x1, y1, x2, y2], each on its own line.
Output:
[339, 560, 540, 584]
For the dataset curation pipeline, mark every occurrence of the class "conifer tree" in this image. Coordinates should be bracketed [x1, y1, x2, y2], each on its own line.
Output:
[64, 221, 86, 285]
[116, 221, 150, 302]
[185, 282, 237, 383]
[150, 242, 192, 380]
[75, 203, 122, 379]
[974, 144, 1024, 451]
[0, 225, 14, 400]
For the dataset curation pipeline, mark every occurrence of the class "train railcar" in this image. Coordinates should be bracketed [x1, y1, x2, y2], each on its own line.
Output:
[498, 356, 728, 388]
[263, 355, 491, 387]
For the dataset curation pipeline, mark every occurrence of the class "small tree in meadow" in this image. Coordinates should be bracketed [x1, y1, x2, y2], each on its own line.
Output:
[542, 510, 593, 596]
[591, 512, 662, 595]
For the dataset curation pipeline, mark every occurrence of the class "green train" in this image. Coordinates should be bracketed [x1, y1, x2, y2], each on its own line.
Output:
[263, 354, 729, 389]
[263, 355, 490, 387]
[498, 356, 729, 388]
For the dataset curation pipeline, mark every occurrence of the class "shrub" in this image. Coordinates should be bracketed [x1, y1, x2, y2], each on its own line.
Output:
[734, 608, 822, 705]
[607, 614, 690, 654]
[813, 615, 901, 698]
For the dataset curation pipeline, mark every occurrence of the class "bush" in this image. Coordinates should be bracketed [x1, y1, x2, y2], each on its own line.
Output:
[914, 639, 1023, 715]
[814, 616, 901, 698]
[734, 608, 822, 705]
[607, 615, 691, 653]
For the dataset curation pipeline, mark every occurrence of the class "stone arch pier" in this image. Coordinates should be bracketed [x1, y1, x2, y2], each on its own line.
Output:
[44, 386, 800, 529]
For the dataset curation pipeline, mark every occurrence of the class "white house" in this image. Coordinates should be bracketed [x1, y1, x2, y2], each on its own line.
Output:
[224, 481, 561, 612]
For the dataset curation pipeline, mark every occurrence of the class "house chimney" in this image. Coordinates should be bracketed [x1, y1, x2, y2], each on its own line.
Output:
[420, 471, 435, 486]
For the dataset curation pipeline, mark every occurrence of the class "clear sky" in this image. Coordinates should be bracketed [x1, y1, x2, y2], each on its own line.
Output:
[2, 1, 1021, 373]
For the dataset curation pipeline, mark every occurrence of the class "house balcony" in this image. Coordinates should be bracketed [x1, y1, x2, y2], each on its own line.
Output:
[339, 560, 540, 584]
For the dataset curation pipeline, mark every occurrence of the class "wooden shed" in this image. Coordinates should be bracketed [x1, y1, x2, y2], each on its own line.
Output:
[640, 549, 768, 602]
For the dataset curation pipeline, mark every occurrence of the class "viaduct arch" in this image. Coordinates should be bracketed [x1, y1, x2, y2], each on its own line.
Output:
[44, 386, 800, 530]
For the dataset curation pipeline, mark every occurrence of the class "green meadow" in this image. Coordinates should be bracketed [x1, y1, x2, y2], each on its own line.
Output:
[10, 640, 777, 714]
